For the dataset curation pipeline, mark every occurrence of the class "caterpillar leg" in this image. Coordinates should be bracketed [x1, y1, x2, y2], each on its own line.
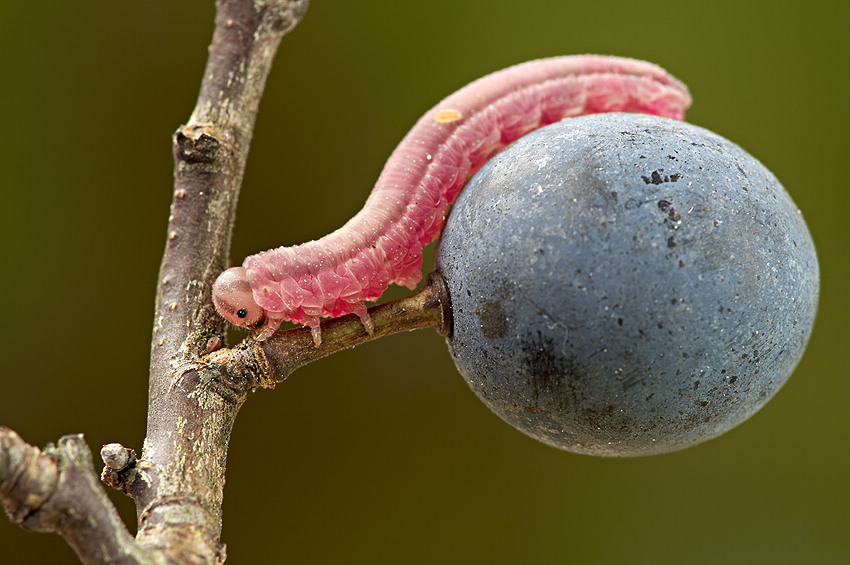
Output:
[253, 315, 283, 341]
[296, 312, 323, 347]
[360, 312, 375, 336]
[347, 301, 374, 336]
[310, 324, 322, 347]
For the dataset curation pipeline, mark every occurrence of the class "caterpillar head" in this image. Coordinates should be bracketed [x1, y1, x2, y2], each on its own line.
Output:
[212, 267, 266, 330]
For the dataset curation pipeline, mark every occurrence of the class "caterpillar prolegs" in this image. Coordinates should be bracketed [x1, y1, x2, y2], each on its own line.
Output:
[212, 55, 692, 344]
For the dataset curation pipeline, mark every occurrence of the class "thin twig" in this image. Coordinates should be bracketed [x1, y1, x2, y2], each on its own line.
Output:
[1, 428, 155, 564]
[205, 272, 453, 385]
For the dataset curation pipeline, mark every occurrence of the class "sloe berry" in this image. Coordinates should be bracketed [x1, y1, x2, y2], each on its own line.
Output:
[436, 113, 818, 456]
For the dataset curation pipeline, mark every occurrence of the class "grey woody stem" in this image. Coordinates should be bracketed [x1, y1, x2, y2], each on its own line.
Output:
[1, 429, 155, 564]
[140, 0, 309, 561]
[2, 1, 451, 563]
[3, 2, 309, 565]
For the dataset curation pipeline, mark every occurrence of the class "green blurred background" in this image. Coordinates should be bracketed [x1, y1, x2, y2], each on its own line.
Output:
[1, 1, 847, 563]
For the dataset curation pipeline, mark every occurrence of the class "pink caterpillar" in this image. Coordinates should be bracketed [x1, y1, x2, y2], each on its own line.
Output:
[213, 55, 692, 344]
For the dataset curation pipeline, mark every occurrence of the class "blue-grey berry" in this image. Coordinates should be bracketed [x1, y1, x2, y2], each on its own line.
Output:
[436, 113, 818, 456]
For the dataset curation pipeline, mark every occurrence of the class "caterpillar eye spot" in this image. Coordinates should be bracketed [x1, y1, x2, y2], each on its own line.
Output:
[237, 308, 248, 319]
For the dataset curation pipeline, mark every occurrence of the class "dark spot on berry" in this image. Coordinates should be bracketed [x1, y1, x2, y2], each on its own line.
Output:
[477, 301, 509, 339]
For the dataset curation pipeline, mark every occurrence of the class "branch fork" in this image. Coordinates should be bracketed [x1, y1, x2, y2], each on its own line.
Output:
[2, 1, 454, 562]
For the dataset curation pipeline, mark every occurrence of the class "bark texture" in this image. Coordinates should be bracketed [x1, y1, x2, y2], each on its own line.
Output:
[1, 1, 450, 562]
[1, 428, 156, 564]
[141, 0, 309, 561]
[3, 1, 311, 563]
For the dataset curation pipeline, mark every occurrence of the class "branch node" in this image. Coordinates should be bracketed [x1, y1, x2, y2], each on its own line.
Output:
[267, 0, 310, 35]
[100, 443, 142, 498]
[203, 338, 275, 390]
[0, 427, 59, 524]
[204, 336, 224, 355]
[427, 271, 453, 337]
[175, 124, 221, 164]
[101, 443, 134, 471]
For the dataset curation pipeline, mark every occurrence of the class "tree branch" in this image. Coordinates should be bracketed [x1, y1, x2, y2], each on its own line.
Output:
[3, 0, 450, 562]
[137, 0, 308, 562]
[1, 428, 155, 564]
[205, 272, 452, 385]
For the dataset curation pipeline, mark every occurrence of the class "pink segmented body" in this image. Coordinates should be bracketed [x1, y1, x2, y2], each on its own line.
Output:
[213, 55, 692, 342]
